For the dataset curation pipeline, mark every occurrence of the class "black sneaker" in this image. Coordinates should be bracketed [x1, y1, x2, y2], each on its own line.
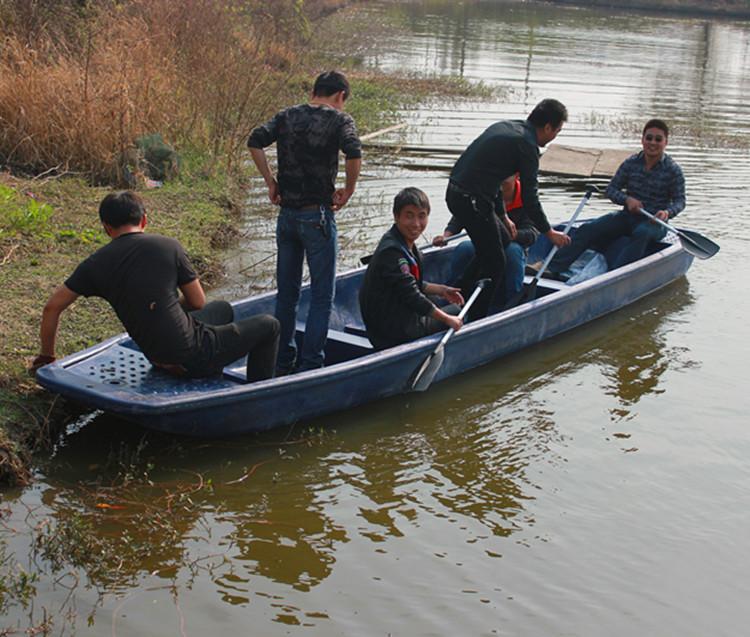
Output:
[525, 260, 543, 276]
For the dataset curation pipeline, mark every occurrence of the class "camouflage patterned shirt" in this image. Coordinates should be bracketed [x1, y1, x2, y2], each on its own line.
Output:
[248, 103, 362, 209]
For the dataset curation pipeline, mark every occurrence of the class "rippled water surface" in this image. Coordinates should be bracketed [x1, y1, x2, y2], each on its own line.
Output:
[4, 2, 750, 635]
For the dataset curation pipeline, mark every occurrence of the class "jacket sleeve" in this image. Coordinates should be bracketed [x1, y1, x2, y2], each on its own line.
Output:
[445, 215, 464, 235]
[378, 248, 435, 317]
[606, 160, 630, 207]
[666, 162, 686, 218]
[518, 140, 550, 234]
[509, 208, 539, 248]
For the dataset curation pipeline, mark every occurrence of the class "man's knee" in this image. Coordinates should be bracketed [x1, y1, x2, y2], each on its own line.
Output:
[632, 221, 667, 242]
[193, 300, 233, 325]
[235, 313, 279, 340]
[505, 242, 524, 263]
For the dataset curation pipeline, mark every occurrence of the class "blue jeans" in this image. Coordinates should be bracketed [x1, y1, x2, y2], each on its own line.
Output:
[449, 240, 526, 306]
[275, 206, 337, 372]
[549, 210, 668, 273]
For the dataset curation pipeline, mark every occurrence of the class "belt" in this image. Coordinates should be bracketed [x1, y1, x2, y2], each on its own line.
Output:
[288, 204, 329, 212]
[447, 180, 474, 196]
[448, 180, 502, 211]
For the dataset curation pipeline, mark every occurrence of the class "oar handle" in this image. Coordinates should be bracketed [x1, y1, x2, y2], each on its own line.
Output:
[437, 278, 489, 347]
[533, 185, 598, 283]
[639, 207, 672, 231]
[436, 230, 468, 245]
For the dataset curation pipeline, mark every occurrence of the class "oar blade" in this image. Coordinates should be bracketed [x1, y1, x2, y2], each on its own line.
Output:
[676, 228, 720, 260]
[410, 345, 445, 392]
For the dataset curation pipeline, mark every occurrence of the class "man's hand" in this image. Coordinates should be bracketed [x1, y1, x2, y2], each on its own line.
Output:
[443, 314, 463, 332]
[332, 187, 353, 211]
[29, 354, 56, 376]
[439, 285, 464, 306]
[654, 210, 670, 222]
[625, 196, 643, 214]
[433, 306, 463, 332]
[503, 215, 517, 240]
[546, 229, 571, 248]
[267, 179, 281, 205]
[432, 231, 454, 247]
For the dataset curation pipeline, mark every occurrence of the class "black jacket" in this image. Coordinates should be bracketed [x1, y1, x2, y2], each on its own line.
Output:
[359, 225, 435, 349]
[449, 119, 551, 234]
[445, 205, 539, 248]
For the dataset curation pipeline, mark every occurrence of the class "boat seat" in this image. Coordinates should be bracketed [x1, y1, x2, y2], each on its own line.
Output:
[343, 324, 368, 337]
[223, 322, 374, 382]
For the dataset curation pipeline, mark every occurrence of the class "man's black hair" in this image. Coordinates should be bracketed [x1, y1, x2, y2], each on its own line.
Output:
[393, 187, 430, 216]
[99, 191, 145, 227]
[313, 70, 350, 100]
[527, 98, 568, 129]
[642, 118, 669, 138]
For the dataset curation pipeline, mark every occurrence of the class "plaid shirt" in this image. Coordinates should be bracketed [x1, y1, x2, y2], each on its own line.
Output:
[606, 151, 686, 218]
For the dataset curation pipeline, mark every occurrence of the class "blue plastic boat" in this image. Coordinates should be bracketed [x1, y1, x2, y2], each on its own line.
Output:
[35, 227, 693, 436]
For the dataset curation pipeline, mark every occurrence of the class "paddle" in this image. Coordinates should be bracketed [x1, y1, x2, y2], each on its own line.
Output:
[638, 208, 719, 260]
[504, 185, 598, 308]
[410, 278, 490, 392]
[360, 231, 468, 265]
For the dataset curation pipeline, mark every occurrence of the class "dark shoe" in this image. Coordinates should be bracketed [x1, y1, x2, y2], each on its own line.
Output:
[542, 270, 569, 282]
[275, 364, 295, 377]
[525, 260, 543, 276]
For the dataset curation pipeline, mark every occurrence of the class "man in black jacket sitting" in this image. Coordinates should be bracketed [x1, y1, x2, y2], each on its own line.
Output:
[359, 188, 464, 350]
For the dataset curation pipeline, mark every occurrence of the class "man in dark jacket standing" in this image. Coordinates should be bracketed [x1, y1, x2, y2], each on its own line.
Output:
[446, 98, 571, 319]
[248, 71, 362, 373]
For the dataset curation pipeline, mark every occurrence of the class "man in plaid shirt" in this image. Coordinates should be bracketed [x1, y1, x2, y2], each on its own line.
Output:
[548, 118, 685, 275]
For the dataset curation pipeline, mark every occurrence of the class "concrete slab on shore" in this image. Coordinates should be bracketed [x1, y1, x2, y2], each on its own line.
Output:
[540, 144, 633, 178]
[361, 139, 634, 178]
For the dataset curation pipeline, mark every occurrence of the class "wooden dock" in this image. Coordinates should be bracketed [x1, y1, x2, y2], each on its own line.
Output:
[362, 136, 633, 178]
[539, 144, 632, 178]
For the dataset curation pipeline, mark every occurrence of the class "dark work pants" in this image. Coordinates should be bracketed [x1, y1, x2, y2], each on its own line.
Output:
[372, 304, 462, 350]
[189, 301, 280, 382]
[549, 210, 668, 273]
[445, 186, 510, 320]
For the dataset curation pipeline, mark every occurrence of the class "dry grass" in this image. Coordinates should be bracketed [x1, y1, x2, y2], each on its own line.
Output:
[0, 0, 312, 183]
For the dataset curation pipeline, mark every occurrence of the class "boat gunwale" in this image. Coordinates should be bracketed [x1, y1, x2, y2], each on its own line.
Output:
[36, 239, 690, 417]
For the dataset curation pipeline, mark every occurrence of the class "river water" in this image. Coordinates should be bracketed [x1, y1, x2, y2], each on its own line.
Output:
[3, 1, 750, 635]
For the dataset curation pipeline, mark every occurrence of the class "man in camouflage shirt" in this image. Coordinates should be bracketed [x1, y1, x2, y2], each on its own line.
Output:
[248, 71, 362, 373]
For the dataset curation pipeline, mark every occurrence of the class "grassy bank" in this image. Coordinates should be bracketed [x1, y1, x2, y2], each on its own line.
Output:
[0, 1, 497, 485]
[0, 0, 350, 485]
[0, 166, 250, 483]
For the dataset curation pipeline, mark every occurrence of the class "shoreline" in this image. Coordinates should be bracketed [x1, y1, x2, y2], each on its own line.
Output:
[0, 3, 495, 485]
[542, 0, 750, 19]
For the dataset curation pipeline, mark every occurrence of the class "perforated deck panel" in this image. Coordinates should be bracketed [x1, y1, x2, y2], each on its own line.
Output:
[68, 344, 241, 395]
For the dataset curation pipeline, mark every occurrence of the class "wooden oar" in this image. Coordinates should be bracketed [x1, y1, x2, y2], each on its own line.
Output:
[504, 185, 598, 309]
[638, 208, 719, 260]
[410, 278, 490, 392]
[360, 231, 467, 265]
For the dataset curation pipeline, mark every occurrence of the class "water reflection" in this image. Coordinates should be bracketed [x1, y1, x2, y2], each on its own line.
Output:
[9, 272, 694, 621]
[579, 279, 698, 421]
[5, 1, 750, 633]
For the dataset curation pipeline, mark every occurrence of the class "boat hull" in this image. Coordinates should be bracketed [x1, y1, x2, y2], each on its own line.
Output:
[36, 236, 693, 437]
